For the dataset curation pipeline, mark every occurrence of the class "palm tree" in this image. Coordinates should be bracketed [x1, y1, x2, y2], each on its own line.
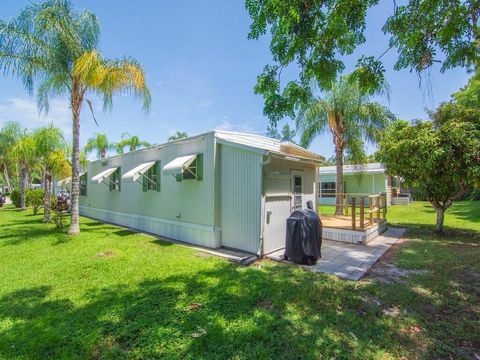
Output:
[0, 122, 22, 191]
[0, 0, 150, 234]
[168, 131, 188, 142]
[116, 132, 151, 153]
[84, 133, 115, 159]
[10, 133, 36, 210]
[297, 76, 392, 215]
[33, 126, 70, 222]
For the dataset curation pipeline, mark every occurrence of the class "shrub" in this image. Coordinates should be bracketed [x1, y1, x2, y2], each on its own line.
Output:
[52, 197, 69, 229]
[10, 189, 21, 208]
[26, 189, 44, 215]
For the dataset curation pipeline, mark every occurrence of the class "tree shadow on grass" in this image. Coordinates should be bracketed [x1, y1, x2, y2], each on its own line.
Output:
[0, 262, 425, 359]
[448, 201, 480, 223]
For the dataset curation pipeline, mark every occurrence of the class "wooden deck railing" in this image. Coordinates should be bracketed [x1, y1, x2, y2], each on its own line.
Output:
[342, 193, 387, 230]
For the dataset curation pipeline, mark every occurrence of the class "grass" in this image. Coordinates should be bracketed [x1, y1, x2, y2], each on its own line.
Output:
[0, 202, 479, 359]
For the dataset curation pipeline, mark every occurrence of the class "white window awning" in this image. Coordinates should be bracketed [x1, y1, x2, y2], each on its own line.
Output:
[163, 155, 197, 176]
[91, 167, 118, 184]
[57, 173, 84, 187]
[122, 161, 156, 183]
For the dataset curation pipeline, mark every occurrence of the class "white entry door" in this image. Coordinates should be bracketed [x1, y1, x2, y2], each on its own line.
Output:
[263, 175, 292, 254]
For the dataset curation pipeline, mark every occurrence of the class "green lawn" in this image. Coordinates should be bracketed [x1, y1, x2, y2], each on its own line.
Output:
[0, 202, 479, 359]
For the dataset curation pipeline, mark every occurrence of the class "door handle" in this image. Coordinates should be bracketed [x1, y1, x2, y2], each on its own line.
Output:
[266, 210, 272, 224]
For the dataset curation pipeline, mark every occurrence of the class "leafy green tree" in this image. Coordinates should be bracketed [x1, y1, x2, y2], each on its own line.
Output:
[0, 121, 22, 191]
[384, 1, 479, 73]
[379, 114, 480, 232]
[266, 123, 297, 143]
[296, 76, 392, 215]
[33, 126, 71, 222]
[246, 0, 478, 125]
[116, 133, 151, 153]
[84, 133, 115, 159]
[10, 133, 36, 210]
[0, 0, 150, 235]
[168, 131, 188, 142]
[246, 0, 386, 123]
[453, 70, 480, 109]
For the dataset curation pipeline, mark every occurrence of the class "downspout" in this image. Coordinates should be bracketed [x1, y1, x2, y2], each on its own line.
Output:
[258, 152, 272, 257]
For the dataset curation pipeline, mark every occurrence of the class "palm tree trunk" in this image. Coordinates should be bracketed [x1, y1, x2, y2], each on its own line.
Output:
[101, 148, 106, 159]
[3, 165, 11, 192]
[43, 167, 52, 222]
[68, 91, 82, 235]
[334, 146, 344, 216]
[20, 162, 27, 210]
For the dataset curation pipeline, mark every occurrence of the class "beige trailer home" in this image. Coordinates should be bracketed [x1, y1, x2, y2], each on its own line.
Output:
[77, 131, 324, 255]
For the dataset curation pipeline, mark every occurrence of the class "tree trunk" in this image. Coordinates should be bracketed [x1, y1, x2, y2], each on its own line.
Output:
[435, 207, 445, 233]
[68, 92, 82, 235]
[43, 167, 52, 223]
[3, 166, 11, 192]
[334, 145, 344, 216]
[101, 148, 106, 159]
[20, 162, 27, 210]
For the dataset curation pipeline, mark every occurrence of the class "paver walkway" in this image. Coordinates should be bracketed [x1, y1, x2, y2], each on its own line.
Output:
[266, 227, 406, 280]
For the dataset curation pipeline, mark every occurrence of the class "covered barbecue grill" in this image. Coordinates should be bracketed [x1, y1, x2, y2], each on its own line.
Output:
[284, 201, 322, 265]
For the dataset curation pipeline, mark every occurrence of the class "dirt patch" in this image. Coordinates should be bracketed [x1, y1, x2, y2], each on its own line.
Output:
[364, 238, 427, 284]
[257, 299, 273, 311]
[96, 251, 115, 258]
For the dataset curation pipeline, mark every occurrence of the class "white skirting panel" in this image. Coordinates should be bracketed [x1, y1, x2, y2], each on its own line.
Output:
[391, 197, 411, 205]
[323, 222, 387, 245]
[80, 206, 220, 249]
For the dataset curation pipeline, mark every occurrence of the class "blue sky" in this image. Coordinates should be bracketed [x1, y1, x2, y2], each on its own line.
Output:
[0, 0, 470, 159]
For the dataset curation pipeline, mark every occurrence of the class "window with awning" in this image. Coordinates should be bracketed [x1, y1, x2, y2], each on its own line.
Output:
[91, 167, 121, 191]
[163, 154, 203, 181]
[122, 161, 161, 192]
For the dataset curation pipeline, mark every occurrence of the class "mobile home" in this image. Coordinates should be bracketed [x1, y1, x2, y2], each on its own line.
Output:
[77, 131, 324, 255]
[318, 163, 409, 206]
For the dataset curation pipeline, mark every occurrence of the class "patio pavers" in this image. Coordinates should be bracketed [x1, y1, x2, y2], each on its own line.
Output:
[266, 227, 406, 280]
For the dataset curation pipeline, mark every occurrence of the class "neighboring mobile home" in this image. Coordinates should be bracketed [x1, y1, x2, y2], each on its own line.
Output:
[318, 163, 409, 206]
[77, 131, 324, 255]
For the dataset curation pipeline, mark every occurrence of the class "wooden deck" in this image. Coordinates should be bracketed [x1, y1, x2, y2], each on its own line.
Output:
[321, 215, 378, 230]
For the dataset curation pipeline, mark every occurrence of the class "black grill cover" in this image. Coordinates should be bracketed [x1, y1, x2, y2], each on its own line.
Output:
[284, 207, 322, 265]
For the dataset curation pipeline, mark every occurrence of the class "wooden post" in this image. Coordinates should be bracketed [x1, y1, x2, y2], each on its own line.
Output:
[369, 196, 373, 225]
[360, 196, 365, 230]
[375, 196, 380, 223]
[351, 196, 356, 230]
[344, 193, 348, 216]
[382, 194, 387, 219]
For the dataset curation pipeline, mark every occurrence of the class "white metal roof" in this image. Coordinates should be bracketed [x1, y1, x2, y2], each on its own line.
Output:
[319, 163, 385, 175]
[122, 161, 156, 182]
[91, 167, 118, 183]
[214, 130, 324, 163]
[86, 130, 324, 165]
[163, 154, 197, 175]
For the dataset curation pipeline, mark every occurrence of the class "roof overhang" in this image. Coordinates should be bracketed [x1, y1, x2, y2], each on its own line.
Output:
[269, 152, 324, 165]
[163, 155, 197, 176]
[91, 167, 118, 184]
[122, 161, 156, 183]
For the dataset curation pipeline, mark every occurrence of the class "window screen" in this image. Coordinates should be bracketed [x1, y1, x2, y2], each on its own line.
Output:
[321, 182, 336, 198]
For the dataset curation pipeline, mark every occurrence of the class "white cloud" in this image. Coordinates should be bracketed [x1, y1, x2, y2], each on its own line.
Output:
[0, 97, 71, 136]
[214, 116, 264, 134]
